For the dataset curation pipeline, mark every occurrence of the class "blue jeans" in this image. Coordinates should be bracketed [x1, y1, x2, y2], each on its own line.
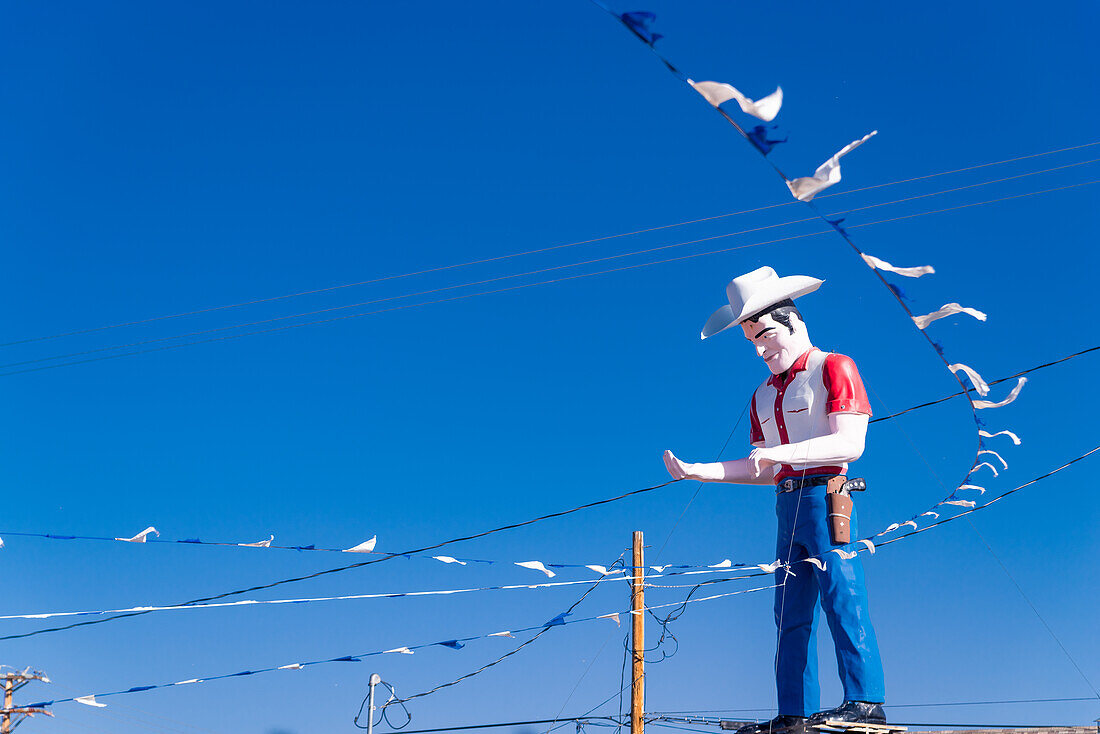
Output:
[774, 488, 885, 716]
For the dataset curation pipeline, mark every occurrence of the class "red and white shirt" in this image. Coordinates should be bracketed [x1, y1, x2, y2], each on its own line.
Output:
[749, 348, 872, 484]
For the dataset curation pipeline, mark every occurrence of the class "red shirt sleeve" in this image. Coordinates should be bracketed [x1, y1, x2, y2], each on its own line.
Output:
[749, 391, 765, 444]
[822, 353, 872, 416]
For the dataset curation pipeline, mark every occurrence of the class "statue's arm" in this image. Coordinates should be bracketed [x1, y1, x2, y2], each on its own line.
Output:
[748, 413, 868, 473]
[663, 448, 776, 485]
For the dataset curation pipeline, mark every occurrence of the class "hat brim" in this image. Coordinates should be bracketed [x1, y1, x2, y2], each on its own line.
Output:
[699, 276, 823, 340]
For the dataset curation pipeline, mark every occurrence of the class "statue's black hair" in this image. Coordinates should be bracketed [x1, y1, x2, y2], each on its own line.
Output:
[746, 298, 802, 334]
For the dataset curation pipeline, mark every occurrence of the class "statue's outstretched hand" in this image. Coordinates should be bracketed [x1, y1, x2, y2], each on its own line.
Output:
[664, 450, 696, 481]
[748, 447, 778, 479]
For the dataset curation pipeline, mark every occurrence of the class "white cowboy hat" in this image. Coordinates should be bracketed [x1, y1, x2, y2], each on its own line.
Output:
[700, 266, 823, 339]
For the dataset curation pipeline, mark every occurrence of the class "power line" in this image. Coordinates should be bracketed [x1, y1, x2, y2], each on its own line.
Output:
[5, 140, 1095, 351]
[3, 177, 1096, 378]
[4, 159, 1093, 372]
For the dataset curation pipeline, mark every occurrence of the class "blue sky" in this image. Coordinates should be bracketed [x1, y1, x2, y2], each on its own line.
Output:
[2, 1, 1099, 732]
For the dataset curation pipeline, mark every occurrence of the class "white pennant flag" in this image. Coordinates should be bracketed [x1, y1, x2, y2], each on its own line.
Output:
[958, 484, 987, 494]
[979, 429, 1022, 445]
[75, 695, 107, 708]
[901, 520, 918, 530]
[384, 647, 414, 655]
[515, 560, 555, 578]
[174, 678, 202, 685]
[687, 79, 783, 121]
[598, 612, 622, 626]
[650, 565, 670, 573]
[949, 363, 990, 396]
[943, 499, 977, 508]
[343, 536, 377, 553]
[978, 450, 1008, 469]
[804, 557, 826, 571]
[912, 303, 987, 329]
[585, 565, 621, 576]
[277, 664, 303, 670]
[883, 522, 901, 533]
[860, 253, 935, 278]
[858, 539, 876, 554]
[919, 510, 941, 519]
[0, 536, 4, 549]
[432, 556, 467, 566]
[757, 559, 783, 573]
[115, 526, 158, 543]
[786, 131, 877, 201]
[972, 462, 1000, 477]
[973, 377, 1027, 409]
[708, 559, 733, 569]
[239, 535, 274, 548]
[831, 548, 858, 560]
[489, 631, 515, 638]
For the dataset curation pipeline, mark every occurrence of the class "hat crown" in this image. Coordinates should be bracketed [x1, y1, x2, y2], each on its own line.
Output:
[726, 266, 779, 315]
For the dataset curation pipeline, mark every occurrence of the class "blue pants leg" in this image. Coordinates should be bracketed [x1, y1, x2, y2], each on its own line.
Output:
[774, 491, 886, 716]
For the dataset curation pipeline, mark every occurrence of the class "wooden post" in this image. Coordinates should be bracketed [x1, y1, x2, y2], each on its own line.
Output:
[631, 530, 645, 734]
[2, 676, 12, 734]
[1, 670, 52, 732]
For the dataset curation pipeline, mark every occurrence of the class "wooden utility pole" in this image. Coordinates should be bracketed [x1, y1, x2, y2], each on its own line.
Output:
[1, 669, 52, 733]
[631, 530, 645, 734]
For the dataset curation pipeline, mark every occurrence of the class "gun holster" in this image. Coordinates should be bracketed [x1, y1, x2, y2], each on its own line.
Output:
[826, 476, 867, 545]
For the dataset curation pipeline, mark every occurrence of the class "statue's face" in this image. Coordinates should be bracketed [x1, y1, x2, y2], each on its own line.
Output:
[741, 312, 805, 375]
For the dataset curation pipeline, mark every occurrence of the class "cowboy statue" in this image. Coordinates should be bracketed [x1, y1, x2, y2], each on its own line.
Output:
[663, 266, 887, 732]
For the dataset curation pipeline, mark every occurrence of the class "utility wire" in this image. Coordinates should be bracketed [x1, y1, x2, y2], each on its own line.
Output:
[0, 480, 678, 642]
[3, 158, 1094, 372]
[3, 177, 1096, 379]
[5, 140, 1095, 351]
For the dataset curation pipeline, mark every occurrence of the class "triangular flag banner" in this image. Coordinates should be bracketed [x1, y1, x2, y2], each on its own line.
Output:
[786, 131, 877, 201]
[432, 556, 467, 565]
[544, 612, 571, 628]
[598, 613, 622, 626]
[75, 695, 106, 708]
[804, 557, 826, 571]
[972, 462, 999, 477]
[757, 559, 783, 573]
[384, 647, 414, 655]
[860, 253, 935, 278]
[239, 535, 274, 548]
[619, 11, 661, 46]
[831, 548, 858, 560]
[687, 79, 783, 121]
[979, 429, 1022, 445]
[115, 527, 158, 543]
[958, 484, 987, 494]
[912, 303, 987, 329]
[489, 631, 515, 638]
[708, 559, 733, 569]
[343, 536, 377, 553]
[858, 539, 876, 554]
[943, 499, 977, 508]
[437, 640, 465, 650]
[977, 450, 1008, 469]
[973, 377, 1027, 409]
[948, 363, 990, 396]
[515, 560, 555, 578]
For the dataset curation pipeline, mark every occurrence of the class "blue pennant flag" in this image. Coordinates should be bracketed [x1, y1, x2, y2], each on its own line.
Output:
[180, 538, 201, 544]
[887, 282, 907, 302]
[544, 612, 572, 628]
[826, 217, 850, 238]
[127, 686, 156, 693]
[619, 11, 662, 46]
[438, 640, 466, 650]
[293, 544, 316, 551]
[747, 125, 788, 156]
[230, 671, 255, 677]
[332, 655, 361, 662]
